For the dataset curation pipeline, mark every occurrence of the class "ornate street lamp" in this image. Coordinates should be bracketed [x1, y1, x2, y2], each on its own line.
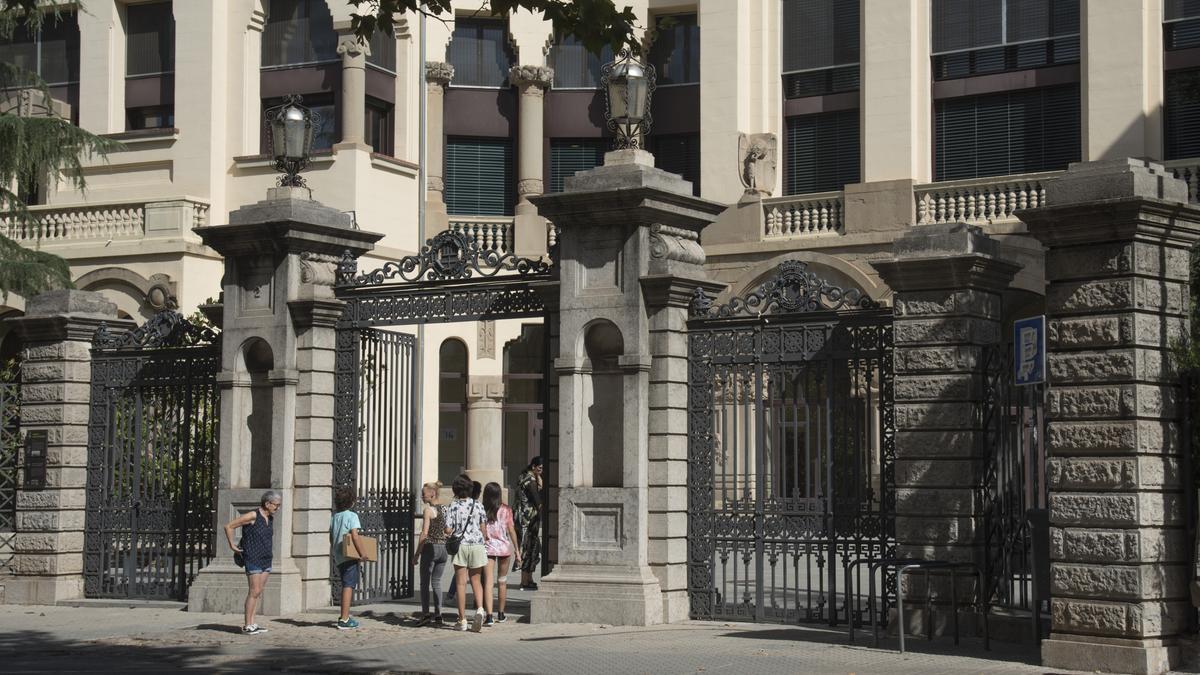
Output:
[601, 48, 655, 150]
[264, 94, 318, 187]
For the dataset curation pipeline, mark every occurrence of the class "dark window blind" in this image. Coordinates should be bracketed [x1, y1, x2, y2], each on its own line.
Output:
[127, 2, 174, 76]
[0, 12, 80, 84]
[1166, 70, 1200, 160]
[262, 0, 337, 67]
[785, 110, 860, 194]
[934, 84, 1079, 181]
[648, 14, 699, 85]
[367, 30, 397, 72]
[550, 139, 606, 192]
[932, 0, 1078, 78]
[446, 137, 515, 215]
[1166, 1, 1200, 50]
[1167, 0, 1200, 20]
[781, 0, 859, 98]
[650, 133, 701, 196]
[447, 19, 512, 87]
[366, 97, 393, 156]
[550, 34, 611, 89]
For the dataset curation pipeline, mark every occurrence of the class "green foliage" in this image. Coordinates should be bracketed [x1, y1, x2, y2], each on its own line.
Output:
[0, 2, 121, 298]
[348, 0, 642, 56]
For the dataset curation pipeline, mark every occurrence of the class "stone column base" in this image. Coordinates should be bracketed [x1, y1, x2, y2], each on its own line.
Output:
[2, 576, 83, 605]
[660, 588, 690, 624]
[187, 559, 304, 617]
[1042, 635, 1180, 675]
[531, 563, 664, 626]
[513, 207, 547, 257]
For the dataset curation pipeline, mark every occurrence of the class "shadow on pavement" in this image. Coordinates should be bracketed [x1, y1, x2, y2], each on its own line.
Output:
[721, 626, 1042, 666]
[0, 628, 426, 674]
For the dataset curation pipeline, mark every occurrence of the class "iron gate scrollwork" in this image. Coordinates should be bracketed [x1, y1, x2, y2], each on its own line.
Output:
[84, 310, 221, 600]
[687, 260, 895, 625]
[334, 229, 557, 603]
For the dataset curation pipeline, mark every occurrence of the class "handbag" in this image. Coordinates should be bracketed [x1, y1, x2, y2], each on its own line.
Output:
[445, 500, 476, 557]
[233, 550, 245, 568]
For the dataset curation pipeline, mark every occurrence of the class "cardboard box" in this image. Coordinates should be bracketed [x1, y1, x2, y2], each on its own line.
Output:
[342, 533, 378, 562]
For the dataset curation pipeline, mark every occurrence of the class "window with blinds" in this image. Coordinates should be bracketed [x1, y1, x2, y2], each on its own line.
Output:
[781, 0, 859, 99]
[934, 84, 1079, 181]
[648, 14, 699, 85]
[126, 2, 174, 76]
[366, 97, 393, 156]
[650, 134, 701, 195]
[550, 34, 611, 89]
[1166, 69, 1200, 159]
[1166, 0, 1200, 50]
[550, 139, 607, 193]
[932, 0, 1079, 80]
[447, 18, 513, 88]
[367, 30, 397, 72]
[262, 0, 338, 67]
[446, 137, 515, 216]
[785, 111, 860, 195]
[0, 11, 80, 85]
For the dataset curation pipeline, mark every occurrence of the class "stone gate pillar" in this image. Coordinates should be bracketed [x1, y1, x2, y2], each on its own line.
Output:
[187, 187, 381, 615]
[1019, 159, 1200, 675]
[5, 291, 130, 604]
[527, 150, 724, 625]
[874, 223, 1019, 631]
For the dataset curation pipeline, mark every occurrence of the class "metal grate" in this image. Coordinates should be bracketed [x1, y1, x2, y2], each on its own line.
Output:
[0, 377, 19, 572]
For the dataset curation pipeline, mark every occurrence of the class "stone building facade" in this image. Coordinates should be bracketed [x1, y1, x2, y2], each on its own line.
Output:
[2, 2, 1200, 674]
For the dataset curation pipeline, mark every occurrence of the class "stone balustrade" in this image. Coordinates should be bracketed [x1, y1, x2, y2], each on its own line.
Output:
[1164, 159, 1200, 203]
[0, 198, 210, 244]
[914, 172, 1060, 226]
[449, 216, 514, 254]
[762, 191, 844, 238]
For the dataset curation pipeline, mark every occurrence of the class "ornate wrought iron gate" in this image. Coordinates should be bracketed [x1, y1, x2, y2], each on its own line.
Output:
[687, 261, 895, 625]
[0, 372, 19, 572]
[84, 311, 221, 600]
[334, 229, 556, 603]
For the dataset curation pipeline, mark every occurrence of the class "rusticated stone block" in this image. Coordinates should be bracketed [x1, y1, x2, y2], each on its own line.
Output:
[1046, 419, 1179, 456]
[893, 374, 977, 402]
[894, 487, 976, 516]
[895, 515, 978, 546]
[1047, 456, 1179, 490]
[895, 402, 975, 430]
[1048, 384, 1178, 420]
[1049, 315, 1128, 350]
[1051, 562, 1187, 600]
[1049, 278, 1134, 313]
[895, 429, 977, 458]
[894, 459, 981, 488]
[893, 289, 1001, 319]
[17, 488, 86, 510]
[894, 317, 999, 346]
[1051, 598, 1188, 638]
[1049, 348, 1174, 384]
[895, 345, 980, 373]
[1050, 527, 1190, 564]
[1051, 492, 1183, 527]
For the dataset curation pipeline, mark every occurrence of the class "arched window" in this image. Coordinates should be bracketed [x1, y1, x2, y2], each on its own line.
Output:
[584, 321, 623, 487]
[243, 339, 275, 489]
[502, 324, 544, 495]
[438, 339, 469, 483]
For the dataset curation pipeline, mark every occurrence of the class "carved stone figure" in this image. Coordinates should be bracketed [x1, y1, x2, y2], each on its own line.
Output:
[738, 132, 777, 196]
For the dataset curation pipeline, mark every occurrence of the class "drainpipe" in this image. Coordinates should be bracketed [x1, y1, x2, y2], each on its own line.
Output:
[415, 12, 427, 496]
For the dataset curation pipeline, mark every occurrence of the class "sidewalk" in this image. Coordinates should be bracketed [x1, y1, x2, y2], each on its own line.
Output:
[0, 595, 1091, 675]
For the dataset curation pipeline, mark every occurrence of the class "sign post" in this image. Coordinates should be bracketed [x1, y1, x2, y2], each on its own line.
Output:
[1014, 315, 1046, 387]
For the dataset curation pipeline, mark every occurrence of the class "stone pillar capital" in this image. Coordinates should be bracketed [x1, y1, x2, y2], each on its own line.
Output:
[508, 64, 553, 92]
[872, 223, 1021, 293]
[12, 290, 130, 343]
[425, 61, 455, 86]
[336, 34, 370, 60]
[640, 275, 725, 311]
[466, 375, 505, 404]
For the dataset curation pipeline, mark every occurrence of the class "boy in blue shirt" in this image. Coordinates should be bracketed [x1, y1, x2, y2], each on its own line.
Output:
[330, 486, 367, 630]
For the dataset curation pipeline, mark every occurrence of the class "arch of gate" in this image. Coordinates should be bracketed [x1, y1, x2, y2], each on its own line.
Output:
[332, 229, 559, 603]
[686, 259, 896, 626]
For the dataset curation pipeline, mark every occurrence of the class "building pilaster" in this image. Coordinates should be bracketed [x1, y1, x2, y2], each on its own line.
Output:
[509, 65, 554, 256]
[336, 32, 370, 148]
[425, 62, 454, 234]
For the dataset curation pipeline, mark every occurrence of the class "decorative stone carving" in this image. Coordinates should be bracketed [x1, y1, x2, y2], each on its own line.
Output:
[508, 64, 553, 90]
[478, 320, 496, 359]
[299, 252, 341, 286]
[518, 178, 544, 197]
[648, 224, 705, 265]
[425, 61, 455, 85]
[427, 176, 445, 193]
[336, 36, 371, 59]
[738, 132, 778, 196]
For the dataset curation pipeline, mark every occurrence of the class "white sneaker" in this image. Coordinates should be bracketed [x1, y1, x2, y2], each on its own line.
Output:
[242, 624, 268, 635]
[471, 608, 484, 633]
[456, 619, 470, 632]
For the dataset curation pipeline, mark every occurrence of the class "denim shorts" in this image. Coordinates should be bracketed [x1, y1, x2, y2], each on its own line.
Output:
[245, 566, 271, 576]
[339, 561, 361, 589]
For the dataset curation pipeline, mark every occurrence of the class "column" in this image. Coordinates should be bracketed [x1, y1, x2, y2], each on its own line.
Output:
[509, 65, 553, 257]
[7, 290, 129, 604]
[336, 31, 369, 147]
[1019, 159, 1200, 675]
[861, 0, 931, 183]
[425, 62, 454, 233]
[77, 1, 122, 133]
[465, 375, 505, 488]
[874, 223, 1019, 633]
[1082, 0, 1163, 161]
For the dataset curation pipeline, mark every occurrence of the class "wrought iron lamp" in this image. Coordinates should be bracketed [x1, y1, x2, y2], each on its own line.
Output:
[264, 95, 317, 187]
[601, 48, 655, 150]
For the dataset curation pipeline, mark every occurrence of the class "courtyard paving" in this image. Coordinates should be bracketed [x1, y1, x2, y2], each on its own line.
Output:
[0, 592, 1178, 674]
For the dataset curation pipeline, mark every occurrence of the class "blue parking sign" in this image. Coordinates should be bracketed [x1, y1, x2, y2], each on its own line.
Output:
[1013, 315, 1046, 386]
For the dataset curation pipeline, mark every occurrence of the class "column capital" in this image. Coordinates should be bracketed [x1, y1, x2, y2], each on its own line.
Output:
[336, 34, 371, 59]
[425, 61, 455, 86]
[872, 223, 1021, 293]
[508, 64, 554, 92]
[12, 290, 130, 343]
[466, 375, 505, 403]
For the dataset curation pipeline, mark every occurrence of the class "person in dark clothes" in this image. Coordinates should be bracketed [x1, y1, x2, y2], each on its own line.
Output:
[224, 490, 281, 635]
[515, 457, 542, 590]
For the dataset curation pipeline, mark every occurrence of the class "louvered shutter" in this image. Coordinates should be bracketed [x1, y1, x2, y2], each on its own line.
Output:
[445, 137, 515, 216]
[934, 84, 1080, 181]
[126, 2, 174, 76]
[651, 134, 701, 196]
[550, 140, 607, 193]
[1167, 70, 1200, 160]
[448, 19, 511, 87]
[785, 111, 860, 195]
